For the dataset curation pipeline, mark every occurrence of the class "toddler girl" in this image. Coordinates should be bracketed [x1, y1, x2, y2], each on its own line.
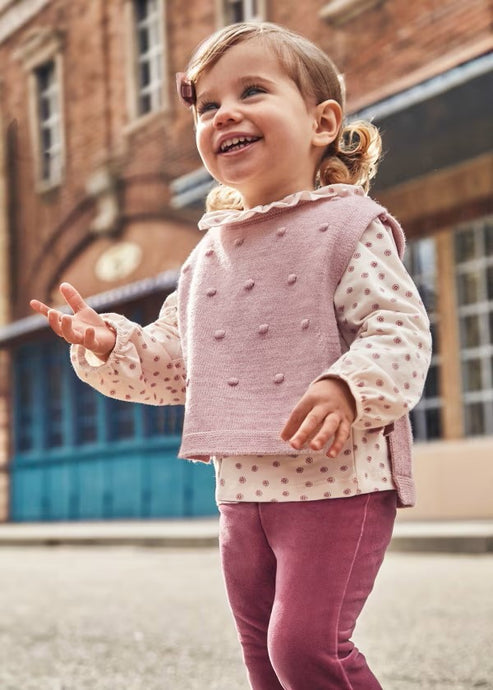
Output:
[31, 22, 431, 690]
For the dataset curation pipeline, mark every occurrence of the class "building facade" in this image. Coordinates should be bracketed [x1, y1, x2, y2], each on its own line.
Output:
[0, 0, 491, 521]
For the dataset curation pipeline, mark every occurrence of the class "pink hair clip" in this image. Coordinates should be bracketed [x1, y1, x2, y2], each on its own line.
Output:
[176, 72, 196, 108]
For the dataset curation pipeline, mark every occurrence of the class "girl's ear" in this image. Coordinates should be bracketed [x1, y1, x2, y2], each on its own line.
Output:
[312, 100, 343, 149]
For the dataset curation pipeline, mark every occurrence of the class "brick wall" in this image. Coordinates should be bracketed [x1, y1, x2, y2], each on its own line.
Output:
[1, 0, 491, 318]
[269, 0, 493, 108]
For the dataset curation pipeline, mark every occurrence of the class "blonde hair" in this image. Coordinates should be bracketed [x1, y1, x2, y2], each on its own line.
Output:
[184, 22, 382, 211]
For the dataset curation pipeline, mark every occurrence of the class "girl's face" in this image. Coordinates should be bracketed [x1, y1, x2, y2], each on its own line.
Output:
[194, 39, 338, 209]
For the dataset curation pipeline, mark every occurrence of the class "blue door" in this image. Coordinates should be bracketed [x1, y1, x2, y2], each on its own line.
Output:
[10, 340, 217, 521]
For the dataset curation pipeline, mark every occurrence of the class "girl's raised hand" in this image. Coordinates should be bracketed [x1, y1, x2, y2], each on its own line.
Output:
[280, 378, 356, 458]
[30, 282, 116, 360]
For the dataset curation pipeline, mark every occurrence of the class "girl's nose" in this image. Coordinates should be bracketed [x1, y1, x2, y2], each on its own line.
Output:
[213, 101, 242, 127]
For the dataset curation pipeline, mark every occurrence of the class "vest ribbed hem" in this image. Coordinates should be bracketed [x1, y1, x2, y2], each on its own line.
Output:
[179, 430, 299, 462]
[392, 474, 416, 508]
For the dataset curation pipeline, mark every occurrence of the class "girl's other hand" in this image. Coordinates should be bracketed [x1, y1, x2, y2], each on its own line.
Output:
[30, 282, 116, 361]
[280, 378, 356, 458]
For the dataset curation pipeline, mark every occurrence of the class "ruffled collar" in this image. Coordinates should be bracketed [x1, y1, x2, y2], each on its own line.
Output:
[198, 184, 365, 230]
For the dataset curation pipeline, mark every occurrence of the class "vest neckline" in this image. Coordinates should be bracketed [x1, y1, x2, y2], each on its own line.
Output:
[198, 184, 365, 231]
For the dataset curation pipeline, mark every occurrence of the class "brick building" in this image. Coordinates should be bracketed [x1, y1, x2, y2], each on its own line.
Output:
[0, 0, 491, 522]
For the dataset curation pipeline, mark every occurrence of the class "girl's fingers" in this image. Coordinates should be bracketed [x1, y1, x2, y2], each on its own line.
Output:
[47, 309, 65, 337]
[285, 408, 327, 449]
[326, 419, 352, 458]
[29, 299, 50, 317]
[83, 327, 97, 351]
[60, 314, 83, 344]
[59, 282, 89, 314]
[280, 400, 311, 442]
[308, 413, 341, 451]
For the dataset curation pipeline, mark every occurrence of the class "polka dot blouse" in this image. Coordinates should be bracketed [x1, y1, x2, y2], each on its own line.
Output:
[72, 215, 430, 505]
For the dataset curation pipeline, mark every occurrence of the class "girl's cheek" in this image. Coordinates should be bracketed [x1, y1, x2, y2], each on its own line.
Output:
[196, 125, 211, 154]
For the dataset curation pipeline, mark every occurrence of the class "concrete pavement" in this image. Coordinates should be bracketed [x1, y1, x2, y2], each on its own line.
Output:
[0, 516, 492, 552]
[0, 545, 491, 690]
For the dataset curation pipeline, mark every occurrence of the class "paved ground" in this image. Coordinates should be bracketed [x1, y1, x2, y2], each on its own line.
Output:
[0, 546, 491, 690]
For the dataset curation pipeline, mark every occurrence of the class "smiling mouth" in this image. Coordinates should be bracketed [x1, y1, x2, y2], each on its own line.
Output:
[218, 136, 261, 154]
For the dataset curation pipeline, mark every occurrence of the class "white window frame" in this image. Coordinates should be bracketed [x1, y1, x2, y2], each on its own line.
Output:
[405, 236, 443, 440]
[217, 0, 266, 26]
[454, 216, 493, 436]
[125, 0, 168, 124]
[33, 59, 63, 187]
[15, 28, 65, 191]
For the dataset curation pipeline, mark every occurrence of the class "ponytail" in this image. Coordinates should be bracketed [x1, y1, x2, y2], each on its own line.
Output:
[205, 184, 244, 212]
[319, 120, 382, 193]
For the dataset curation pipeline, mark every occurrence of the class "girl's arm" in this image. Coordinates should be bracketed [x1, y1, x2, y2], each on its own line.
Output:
[282, 218, 432, 454]
[326, 217, 432, 428]
[71, 291, 185, 406]
[31, 283, 185, 406]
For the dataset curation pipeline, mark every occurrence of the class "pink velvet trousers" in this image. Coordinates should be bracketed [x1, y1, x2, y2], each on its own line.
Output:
[219, 491, 397, 690]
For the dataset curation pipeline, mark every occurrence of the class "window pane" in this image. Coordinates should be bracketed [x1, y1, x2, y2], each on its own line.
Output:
[425, 407, 442, 440]
[140, 61, 151, 88]
[135, 0, 148, 21]
[462, 359, 483, 392]
[15, 362, 35, 452]
[486, 265, 493, 301]
[405, 235, 441, 441]
[455, 230, 476, 262]
[108, 400, 135, 440]
[41, 126, 52, 151]
[138, 27, 149, 53]
[140, 93, 151, 114]
[46, 352, 64, 447]
[75, 384, 98, 445]
[456, 271, 480, 305]
[414, 238, 435, 274]
[485, 220, 493, 256]
[40, 94, 51, 120]
[460, 314, 481, 349]
[464, 402, 484, 436]
[225, 0, 245, 22]
[143, 405, 184, 436]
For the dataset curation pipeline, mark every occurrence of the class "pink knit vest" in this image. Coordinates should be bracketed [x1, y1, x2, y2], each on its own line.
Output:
[177, 192, 415, 507]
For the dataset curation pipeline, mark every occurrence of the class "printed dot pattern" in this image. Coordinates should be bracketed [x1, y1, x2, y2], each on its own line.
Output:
[215, 441, 393, 504]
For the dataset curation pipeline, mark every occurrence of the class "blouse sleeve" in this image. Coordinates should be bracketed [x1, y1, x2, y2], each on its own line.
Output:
[317, 218, 432, 431]
[70, 291, 186, 405]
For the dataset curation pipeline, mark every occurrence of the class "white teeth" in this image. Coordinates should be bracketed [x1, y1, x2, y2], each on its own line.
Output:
[220, 136, 257, 152]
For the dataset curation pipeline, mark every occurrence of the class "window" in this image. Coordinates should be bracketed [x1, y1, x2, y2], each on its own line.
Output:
[144, 405, 185, 437]
[405, 237, 442, 440]
[13, 338, 185, 456]
[13, 352, 37, 453]
[454, 217, 493, 436]
[35, 61, 63, 185]
[16, 28, 65, 189]
[45, 346, 65, 447]
[220, 0, 265, 24]
[133, 0, 165, 116]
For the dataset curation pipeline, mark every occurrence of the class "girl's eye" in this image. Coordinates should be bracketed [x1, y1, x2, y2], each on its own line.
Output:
[242, 85, 265, 98]
[197, 101, 218, 116]
[196, 85, 265, 117]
